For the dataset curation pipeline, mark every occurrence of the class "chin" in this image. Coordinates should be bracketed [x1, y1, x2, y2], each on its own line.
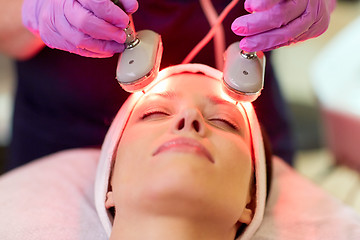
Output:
[138, 158, 213, 212]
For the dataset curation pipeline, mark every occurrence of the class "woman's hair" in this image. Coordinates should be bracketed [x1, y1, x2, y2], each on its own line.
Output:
[261, 124, 273, 201]
[234, 123, 272, 238]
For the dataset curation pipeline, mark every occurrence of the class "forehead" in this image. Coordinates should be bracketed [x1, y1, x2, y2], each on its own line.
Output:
[137, 73, 246, 117]
[149, 73, 222, 97]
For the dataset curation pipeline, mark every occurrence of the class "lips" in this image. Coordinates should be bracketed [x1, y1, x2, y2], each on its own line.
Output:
[152, 137, 214, 163]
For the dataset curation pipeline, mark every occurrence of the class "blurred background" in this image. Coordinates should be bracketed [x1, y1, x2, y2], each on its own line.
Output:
[273, 0, 360, 214]
[1, 0, 360, 212]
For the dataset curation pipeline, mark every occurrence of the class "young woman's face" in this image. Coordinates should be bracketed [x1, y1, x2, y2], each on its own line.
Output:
[108, 73, 253, 226]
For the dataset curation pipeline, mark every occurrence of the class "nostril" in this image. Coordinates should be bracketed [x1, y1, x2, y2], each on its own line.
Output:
[177, 118, 185, 130]
[192, 120, 200, 132]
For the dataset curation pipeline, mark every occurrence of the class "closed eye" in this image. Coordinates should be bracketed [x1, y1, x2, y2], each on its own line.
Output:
[209, 118, 239, 131]
[141, 110, 170, 120]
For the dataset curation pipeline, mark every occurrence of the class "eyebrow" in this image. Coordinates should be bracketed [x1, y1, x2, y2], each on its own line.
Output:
[206, 95, 234, 107]
[152, 90, 179, 100]
[152, 91, 234, 107]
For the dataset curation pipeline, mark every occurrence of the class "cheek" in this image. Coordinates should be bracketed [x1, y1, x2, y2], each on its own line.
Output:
[118, 123, 162, 153]
[113, 123, 167, 180]
[209, 135, 253, 220]
[111, 129, 155, 206]
[213, 133, 251, 163]
[213, 134, 253, 189]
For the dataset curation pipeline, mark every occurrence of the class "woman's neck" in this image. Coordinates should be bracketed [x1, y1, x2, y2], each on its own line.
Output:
[110, 214, 237, 240]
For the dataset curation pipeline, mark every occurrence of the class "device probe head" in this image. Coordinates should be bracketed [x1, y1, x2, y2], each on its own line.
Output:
[222, 42, 266, 102]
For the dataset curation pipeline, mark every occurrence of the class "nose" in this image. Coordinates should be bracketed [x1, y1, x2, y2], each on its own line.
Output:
[172, 108, 206, 136]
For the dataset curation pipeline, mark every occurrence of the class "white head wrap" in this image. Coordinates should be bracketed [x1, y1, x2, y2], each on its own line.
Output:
[94, 63, 267, 240]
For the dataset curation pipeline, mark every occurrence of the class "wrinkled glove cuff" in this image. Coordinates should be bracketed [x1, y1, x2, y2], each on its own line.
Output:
[329, 0, 337, 13]
[22, 0, 41, 36]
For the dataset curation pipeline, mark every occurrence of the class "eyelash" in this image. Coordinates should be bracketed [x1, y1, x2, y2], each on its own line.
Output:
[141, 110, 169, 120]
[209, 118, 239, 130]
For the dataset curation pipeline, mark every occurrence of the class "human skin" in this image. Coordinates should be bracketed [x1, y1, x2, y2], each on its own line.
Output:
[0, 0, 44, 60]
[106, 73, 254, 240]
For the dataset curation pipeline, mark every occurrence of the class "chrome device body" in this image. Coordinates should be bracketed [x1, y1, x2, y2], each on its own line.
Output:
[223, 42, 266, 102]
[116, 27, 163, 92]
[111, 0, 163, 93]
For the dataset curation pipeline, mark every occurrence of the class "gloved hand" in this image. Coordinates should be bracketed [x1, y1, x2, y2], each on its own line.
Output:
[231, 0, 336, 52]
[22, 0, 138, 57]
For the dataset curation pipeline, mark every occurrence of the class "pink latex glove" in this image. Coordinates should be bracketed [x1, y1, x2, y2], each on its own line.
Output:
[22, 0, 138, 57]
[231, 0, 336, 52]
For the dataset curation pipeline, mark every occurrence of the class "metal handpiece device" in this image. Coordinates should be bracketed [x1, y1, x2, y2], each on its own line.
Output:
[112, 1, 163, 92]
[223, 42, 266, 102]
[116, 24, 163, 92]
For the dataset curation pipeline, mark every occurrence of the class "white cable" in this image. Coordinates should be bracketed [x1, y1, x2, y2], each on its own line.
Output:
[199, 0, 225, 70]
[182, 0, 239, 67]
